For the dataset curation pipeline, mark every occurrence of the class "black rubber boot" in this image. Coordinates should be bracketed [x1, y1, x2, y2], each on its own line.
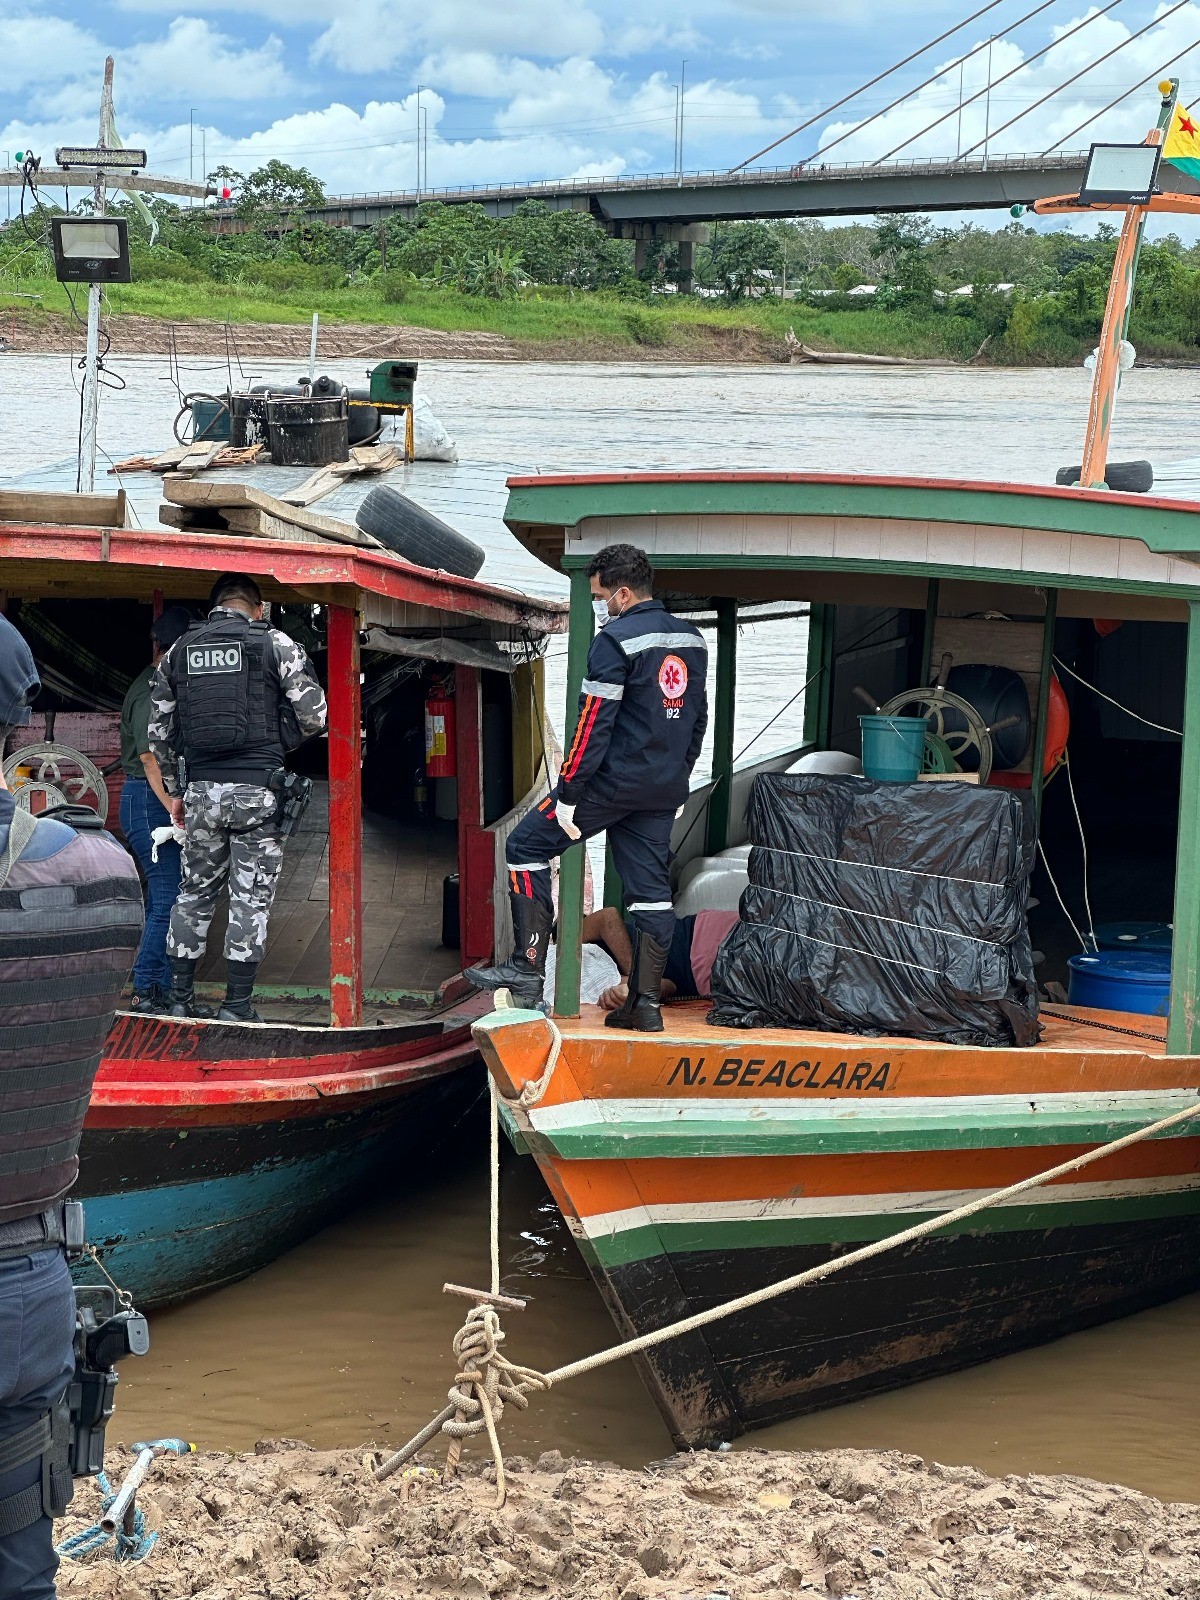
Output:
[217, 960, 263, 1023]
[605, 927, 670, 1033]
[129, 984, 165, 1015]
[166, 957, 206, 1019]
[465, 893, 553, 1007]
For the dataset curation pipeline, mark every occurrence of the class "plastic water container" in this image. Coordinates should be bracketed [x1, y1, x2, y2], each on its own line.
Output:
[1094, 920, 1173, 953]
[859, 715, 926, 783]
[1067, 950, 1171, 1016]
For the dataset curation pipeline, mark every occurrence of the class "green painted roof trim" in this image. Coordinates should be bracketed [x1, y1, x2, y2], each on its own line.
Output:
[504, 477, 1200, 559]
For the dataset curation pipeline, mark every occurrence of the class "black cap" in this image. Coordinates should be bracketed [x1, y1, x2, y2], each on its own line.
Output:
[152, 605, 193, 650]
[209, 572, 262, 611]
[0, 615, 39, 728]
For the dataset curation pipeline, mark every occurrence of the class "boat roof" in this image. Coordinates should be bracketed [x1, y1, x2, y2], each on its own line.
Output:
[0, 491, 567, 635]
[504, 470, 1200, 620]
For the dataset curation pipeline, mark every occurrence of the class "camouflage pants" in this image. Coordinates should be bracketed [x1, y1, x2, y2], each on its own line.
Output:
[167, 782, 283, 964]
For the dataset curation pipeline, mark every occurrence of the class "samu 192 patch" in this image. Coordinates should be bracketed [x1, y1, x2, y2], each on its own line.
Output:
[186, 642, 243, 675]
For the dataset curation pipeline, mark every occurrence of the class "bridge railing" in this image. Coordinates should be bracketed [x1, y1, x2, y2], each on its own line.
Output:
[292, 150, 1088, 213]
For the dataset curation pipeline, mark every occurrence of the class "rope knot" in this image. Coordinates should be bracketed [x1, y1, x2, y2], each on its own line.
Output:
[440, 1302, 549, 1505]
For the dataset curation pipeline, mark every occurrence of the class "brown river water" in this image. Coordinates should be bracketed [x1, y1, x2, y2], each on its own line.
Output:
[6, 351, 1200, 1503]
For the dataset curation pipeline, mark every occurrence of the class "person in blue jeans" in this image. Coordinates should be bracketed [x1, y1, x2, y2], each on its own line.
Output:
[118, 607, 193, 1013]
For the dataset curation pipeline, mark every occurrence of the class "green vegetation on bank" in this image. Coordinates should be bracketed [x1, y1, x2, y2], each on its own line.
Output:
[3, 158, 1200, 363]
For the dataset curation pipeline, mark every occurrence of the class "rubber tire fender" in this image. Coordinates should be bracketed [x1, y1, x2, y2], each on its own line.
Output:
[355, 486, 486, 578]
[1055, 459, 1153, 494]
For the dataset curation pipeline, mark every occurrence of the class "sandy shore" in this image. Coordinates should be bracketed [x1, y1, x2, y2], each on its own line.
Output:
[56, 1442, 1200, 1599]
[1, 309, 786, 364]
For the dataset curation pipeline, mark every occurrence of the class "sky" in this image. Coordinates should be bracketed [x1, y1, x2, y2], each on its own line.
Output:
[2, 0, 1200, 217]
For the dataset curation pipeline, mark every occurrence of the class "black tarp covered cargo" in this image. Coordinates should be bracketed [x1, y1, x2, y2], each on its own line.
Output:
[707, 773, 1040, 1046]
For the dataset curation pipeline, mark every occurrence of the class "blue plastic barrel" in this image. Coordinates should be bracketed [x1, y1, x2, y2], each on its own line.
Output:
[1093, 920, 1173, 954]
[1067, 949, 1171, 1016]
[190, 397, 231, 442]
[859, 714, 925, 783]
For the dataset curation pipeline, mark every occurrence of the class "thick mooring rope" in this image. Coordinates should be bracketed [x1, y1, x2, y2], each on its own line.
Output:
[376, 1013, 1200, 1502]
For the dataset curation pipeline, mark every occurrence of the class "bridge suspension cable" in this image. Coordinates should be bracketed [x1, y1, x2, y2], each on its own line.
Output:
[730, 0, 1025, 172]
[783, 0, 1064, 172]
[871, 0, 1125, 164]
[955, 0, 1189, 160]
[1044, 36, 1200, 152]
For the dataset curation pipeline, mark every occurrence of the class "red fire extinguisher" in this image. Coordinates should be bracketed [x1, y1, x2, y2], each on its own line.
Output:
[424, 686, 456, 779]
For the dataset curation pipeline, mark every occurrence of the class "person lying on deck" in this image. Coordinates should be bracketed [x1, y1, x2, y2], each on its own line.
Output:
[583, 905, 740, 1011]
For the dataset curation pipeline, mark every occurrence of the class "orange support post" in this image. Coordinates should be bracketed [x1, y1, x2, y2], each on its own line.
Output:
[455, 664, 493, 966]
[327, 603, 363, 1027]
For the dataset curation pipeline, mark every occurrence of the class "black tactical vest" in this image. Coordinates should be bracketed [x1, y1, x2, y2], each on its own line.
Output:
[171, 610, 286, 784]
[0, 811, 143, 1224]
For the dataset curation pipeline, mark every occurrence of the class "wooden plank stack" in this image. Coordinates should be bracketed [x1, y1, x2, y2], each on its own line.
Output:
[158, 478, 387, 550]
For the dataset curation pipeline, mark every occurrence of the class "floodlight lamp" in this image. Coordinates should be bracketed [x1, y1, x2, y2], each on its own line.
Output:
[55, 145, 148, 172]
[1077, 142, 1161, 207]
[50, 216, 132, 284]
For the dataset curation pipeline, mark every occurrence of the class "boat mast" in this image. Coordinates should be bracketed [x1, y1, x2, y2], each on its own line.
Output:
[1077, 79, 1178, 490]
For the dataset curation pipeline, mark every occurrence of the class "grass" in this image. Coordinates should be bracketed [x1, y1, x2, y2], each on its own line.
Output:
[0, 269, 1098, 364]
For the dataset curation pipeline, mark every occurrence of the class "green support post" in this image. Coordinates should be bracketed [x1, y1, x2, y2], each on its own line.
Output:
[1168, 599, 1200, 1055]
[803, 603, 835, 749]
[706, 597, 738, 855]
[1030, 588, 1058, 823]
[553, 568, 594, 1019]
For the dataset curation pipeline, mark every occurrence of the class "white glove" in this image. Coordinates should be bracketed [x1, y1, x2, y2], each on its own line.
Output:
[675, 805, 685, 819]
[150, 823, 186, 863]
[555, 801, 582, 841]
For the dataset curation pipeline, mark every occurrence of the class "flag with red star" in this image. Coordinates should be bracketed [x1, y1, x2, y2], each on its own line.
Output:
[1163, 100, 1200, 182]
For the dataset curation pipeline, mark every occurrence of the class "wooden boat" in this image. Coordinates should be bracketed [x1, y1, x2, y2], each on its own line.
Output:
[475, 86, 1200, 1445]
[0, 485, 565, 1304]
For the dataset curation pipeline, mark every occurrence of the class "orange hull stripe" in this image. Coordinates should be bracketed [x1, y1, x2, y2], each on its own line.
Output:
[552, 1139, 1200, 1218]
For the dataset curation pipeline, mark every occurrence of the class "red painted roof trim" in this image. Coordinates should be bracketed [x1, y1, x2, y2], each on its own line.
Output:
[0, 522, 567, 630]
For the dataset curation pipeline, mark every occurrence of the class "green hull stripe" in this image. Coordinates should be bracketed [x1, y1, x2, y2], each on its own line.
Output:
[532, 1107, 1191, 1161]
[585, 1190, 1200, 1269]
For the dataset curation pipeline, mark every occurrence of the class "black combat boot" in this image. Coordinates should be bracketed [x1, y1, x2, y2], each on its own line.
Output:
[604, 927, 670, 1033]
[465, 894, 553, 1007]
[218, 960, 263, 1023]
[129, 984, 165, 1015]
[166, 957, 207, 1019]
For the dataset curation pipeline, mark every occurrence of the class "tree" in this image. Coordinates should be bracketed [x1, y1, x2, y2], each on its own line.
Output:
[234, 160, 325, 222]
[708, 221, 781, 301]
[207, 165, 244, 202]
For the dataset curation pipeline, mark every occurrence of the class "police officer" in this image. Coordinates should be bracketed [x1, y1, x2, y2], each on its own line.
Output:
[148, 573, 327, 1023]
[468, 543, 707, 1031]
[0, 616, 143, 1598]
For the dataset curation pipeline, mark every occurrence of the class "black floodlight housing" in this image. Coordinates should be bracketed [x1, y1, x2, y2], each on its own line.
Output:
[1078, 141, 1161, 206]
[55, 145, 147, 172]
[51, 216, 131, 284]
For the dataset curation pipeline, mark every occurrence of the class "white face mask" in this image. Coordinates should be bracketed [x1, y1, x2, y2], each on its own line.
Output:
[592, 598, 611, 627]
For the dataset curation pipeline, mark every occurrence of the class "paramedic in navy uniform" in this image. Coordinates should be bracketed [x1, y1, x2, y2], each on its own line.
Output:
[468, 543, 707, 1031]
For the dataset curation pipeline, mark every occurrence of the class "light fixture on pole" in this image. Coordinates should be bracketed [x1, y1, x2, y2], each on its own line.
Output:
[50, 216, 131, 283]
[1077, 141, 1162, 206]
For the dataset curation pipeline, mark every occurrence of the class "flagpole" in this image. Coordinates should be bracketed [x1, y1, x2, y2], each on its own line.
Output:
[1077, 77, 1178, 490]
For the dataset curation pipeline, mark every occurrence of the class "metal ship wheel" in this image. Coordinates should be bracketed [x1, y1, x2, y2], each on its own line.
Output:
[4, 742, 109, 817]
[878, 686, 996, 783]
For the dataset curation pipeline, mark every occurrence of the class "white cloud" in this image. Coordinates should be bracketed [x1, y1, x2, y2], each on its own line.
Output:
[311, 0, 605, 73]
[121, 19, 294, 104]
[608, 22, 708, 57]
[0, 14, 102, 92]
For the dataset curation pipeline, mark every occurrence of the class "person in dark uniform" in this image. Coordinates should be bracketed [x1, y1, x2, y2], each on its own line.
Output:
[148, 574, 327, 1022]
[467, 543, 708, 1031]
[118, 606, 193, 1014]
[0, 616, 143, 1599]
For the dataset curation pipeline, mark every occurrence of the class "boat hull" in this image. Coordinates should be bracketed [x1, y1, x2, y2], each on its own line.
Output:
[475, 1000, 1200, 1446]
[77, 1002, 485, 1306]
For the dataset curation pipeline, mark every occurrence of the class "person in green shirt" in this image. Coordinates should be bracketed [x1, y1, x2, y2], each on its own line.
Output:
[119, 606, 193, 1012]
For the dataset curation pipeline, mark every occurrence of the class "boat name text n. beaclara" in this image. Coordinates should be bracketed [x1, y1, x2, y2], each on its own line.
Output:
[666, 1057, 892, 1091]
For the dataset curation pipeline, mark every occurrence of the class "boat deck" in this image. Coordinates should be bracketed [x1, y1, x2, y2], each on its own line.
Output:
[557, 999, 1169, 1053]
[195, 781, 461, 999]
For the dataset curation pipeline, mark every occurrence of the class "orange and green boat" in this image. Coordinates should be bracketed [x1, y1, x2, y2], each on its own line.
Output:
[471, 81, 1200, 1447]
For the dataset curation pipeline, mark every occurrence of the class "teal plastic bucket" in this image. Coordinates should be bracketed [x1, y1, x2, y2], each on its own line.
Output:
[859, 714, 926, 783]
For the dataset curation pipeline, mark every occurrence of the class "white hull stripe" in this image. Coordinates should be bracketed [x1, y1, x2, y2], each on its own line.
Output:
[581, 678, 624, 700]
[577, 1172, 1200, 1241]
[528, 1088, 1200, 1135]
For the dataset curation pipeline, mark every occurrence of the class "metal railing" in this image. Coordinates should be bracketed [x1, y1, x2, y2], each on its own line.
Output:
[212, 150, 1090, 217]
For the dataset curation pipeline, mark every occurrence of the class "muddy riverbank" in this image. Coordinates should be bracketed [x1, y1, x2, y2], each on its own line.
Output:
[58, 1443, 1200, 1599]
[1, 308, 787, 364]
